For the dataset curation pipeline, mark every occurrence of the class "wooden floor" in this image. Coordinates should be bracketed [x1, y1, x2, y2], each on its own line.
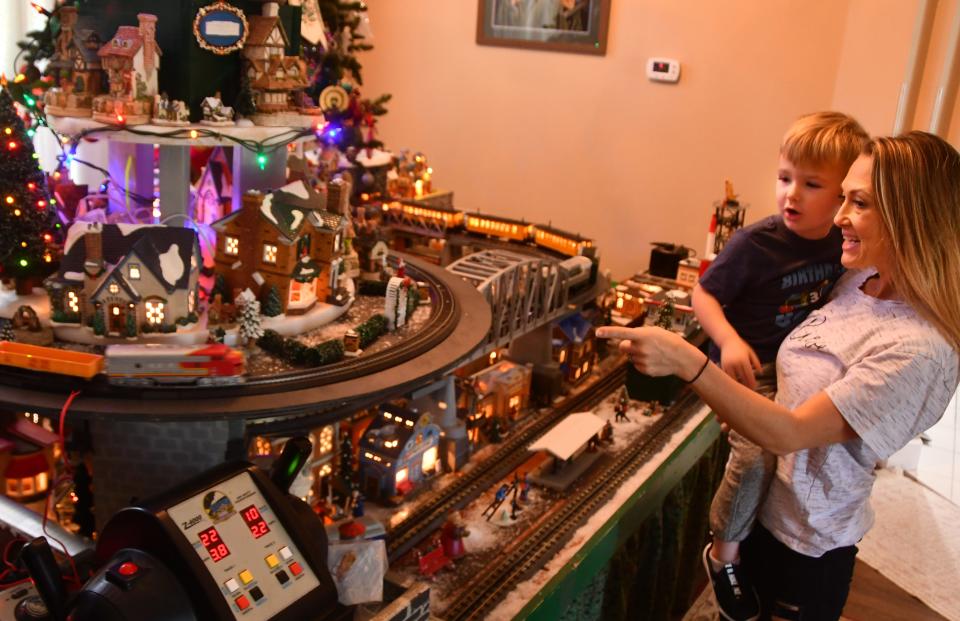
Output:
[843, 559, 946, 621]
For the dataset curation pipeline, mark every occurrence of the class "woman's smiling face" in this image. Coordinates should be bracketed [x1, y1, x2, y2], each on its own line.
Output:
[836, 154, 893, 273]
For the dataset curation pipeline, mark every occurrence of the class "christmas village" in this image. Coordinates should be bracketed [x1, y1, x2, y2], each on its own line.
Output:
[0, 1, 732, 617]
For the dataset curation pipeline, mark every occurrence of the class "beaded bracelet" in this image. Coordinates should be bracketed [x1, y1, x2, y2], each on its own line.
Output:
[685, 355, 710, 385]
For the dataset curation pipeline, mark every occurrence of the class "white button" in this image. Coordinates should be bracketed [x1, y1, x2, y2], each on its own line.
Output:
[278, 546, 293, 561]
[224, 578, 240, 593]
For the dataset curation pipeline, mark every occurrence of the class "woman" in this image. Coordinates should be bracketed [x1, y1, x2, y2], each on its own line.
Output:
[598, 131, 960, 621]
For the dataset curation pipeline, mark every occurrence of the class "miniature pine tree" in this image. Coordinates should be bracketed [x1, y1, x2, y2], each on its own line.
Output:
[125, 311, 137, 338]
[91, 310, 105, 336]
[0, 319, 13, 341]
[654, 301, 675, 331]
[262, 285, 283, 317]
[0, 88, 60, 292]
[237, 289, 264, 347]
[233, 74, 257, 119]
[211, 274, 233, 304]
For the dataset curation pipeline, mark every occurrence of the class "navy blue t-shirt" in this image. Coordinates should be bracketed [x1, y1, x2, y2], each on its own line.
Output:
[699, 215, 844, 364]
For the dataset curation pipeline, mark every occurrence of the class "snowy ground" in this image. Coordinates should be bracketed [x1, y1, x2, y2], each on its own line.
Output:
[383, 380, 691, 617]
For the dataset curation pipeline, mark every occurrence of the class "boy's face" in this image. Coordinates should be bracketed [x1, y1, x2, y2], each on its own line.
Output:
[776, 155, 846, 239]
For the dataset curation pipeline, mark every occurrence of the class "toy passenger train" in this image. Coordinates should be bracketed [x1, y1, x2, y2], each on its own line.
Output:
[387, 201, 595, 258]
[0, 341, 245, 385]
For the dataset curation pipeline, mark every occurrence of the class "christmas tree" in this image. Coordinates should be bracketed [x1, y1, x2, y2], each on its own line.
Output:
[0, 87, 59, 293]
[303, 1, 391, 151]
[237, 289, 264, 347]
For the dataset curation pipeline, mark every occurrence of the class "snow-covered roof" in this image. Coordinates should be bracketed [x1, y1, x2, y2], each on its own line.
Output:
[528, 412, 605, 461]
[355, 148, 394, 168]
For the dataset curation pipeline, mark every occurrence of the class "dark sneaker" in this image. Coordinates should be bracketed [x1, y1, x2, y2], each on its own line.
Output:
[702, 544, 760, 621]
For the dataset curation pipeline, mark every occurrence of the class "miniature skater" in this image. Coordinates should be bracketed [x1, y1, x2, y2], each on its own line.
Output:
[691, 112, 867, 621]
[614, 386, 630, 423]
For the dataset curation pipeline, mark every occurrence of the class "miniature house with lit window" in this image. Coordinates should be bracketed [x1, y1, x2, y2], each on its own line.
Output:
[242, 3, 308, 118]
[464, 359, 532, 445]
[43, 6, 105, 118]
[0, 417, 59, 506]
[212, 182, 346, 315]
[552, 313, 597, 386]
[359, 405, 442, 501]
[45, 222, 201, 339]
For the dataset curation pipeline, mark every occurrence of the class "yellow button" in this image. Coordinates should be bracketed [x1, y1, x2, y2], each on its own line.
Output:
[265, 554, 279, 569]
[239, 570, 254, 585]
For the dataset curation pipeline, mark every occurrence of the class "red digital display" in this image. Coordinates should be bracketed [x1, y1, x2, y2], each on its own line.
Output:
[198, 526, 231, 562]
[240, 505, 271, 539]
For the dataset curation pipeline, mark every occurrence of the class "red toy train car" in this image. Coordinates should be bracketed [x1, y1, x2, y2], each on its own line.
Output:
[105, 343, 245, 385]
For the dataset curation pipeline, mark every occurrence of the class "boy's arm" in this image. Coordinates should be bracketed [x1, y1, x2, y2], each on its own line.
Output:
[692, 284, 761, 389]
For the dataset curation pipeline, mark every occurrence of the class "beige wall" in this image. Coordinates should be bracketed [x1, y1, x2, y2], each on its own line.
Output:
[364, 1, 854, 278]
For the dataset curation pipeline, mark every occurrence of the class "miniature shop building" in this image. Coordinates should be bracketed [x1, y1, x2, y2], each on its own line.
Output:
[192, 147, 234, 226]
[43, 6, 105, 117]
[463, 360, 532, 445]
[243, 8, 308, 113]
[0, 417, 59, 507]
[212, 181, 346, 315]
[359, 405, 442, 501]
[46, 223, 201, 337]
[552, 313, 597, 386]
[92, 13, 161, 124]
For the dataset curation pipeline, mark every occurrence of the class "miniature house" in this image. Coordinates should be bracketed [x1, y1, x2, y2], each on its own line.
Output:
[464, 360, 533, 445]
[193, 147, 233, 225]
[359, 405, 442, 501]
[43, 6, 105, 117]
[0, 417, 59, 506]
[92, 13, 162, 124]
[45, 222, 201, 338]
[552, 313, 597, 386]
[211, 181, 346, 315]
[242, 4, 308, 116]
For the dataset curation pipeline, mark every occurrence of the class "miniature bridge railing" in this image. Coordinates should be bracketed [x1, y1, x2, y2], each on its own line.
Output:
[446, 249, 572, 355]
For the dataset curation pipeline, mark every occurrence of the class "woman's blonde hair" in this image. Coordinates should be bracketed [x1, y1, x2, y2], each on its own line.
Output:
[868, 131, 960, 351]
[781, 111, 868, 170]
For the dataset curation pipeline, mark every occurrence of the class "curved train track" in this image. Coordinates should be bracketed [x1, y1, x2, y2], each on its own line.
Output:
[440, 388, 702, 621]
[0, 256, 462, 401]
[386, 362, 629, 561]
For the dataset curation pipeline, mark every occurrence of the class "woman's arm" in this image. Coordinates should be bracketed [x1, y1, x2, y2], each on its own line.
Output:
[596, 326, 857, 455]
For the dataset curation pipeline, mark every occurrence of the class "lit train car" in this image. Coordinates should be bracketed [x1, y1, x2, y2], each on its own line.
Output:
[105, 343, 245, 385]
[388, 200, 464, 229]
[531, 224, 594, 257]
[462, 212, 533, 243]
[0, 341, 104, 379]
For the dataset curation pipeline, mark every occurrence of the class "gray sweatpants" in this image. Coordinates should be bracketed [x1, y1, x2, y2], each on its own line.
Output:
[709, 363, 777, 543]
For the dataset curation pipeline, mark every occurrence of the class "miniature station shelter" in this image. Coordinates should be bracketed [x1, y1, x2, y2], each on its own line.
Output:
[527, 412, 606, 491]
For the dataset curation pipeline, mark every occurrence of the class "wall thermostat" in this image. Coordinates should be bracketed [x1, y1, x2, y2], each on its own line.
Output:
[646, 57, 681, 83]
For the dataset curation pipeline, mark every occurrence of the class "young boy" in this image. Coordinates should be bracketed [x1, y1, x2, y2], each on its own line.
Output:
[693, 112, 868, 621]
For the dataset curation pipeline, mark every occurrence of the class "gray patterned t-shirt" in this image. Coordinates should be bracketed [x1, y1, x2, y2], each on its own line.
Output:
[759, 269, 959, 557]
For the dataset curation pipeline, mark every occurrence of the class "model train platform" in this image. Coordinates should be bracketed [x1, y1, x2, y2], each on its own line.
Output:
[528, 412, 606, 491]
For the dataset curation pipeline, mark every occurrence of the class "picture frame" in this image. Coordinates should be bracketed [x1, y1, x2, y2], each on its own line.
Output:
[476, 0, 611, 56]
[194, 1, 249, 56]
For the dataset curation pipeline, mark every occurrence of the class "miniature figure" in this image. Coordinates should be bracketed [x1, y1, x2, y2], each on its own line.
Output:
[614, 387, 631, 423]
[152, 93, 190, 126]
[481, 483, 512, 521]
[440, 512, 469, 560]
[200, 92, 235, 126]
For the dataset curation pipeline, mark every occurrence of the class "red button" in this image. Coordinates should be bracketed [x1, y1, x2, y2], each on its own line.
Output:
[288, 562, 302, 577]
[235, 595, 250, 611]
[117, 562, 139, 576]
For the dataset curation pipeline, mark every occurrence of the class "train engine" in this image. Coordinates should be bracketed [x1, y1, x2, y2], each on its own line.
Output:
[105, 343, 245, 386]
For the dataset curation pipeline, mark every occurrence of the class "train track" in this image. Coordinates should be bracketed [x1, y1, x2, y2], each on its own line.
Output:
[440, 388, 702, 621]
[0, 256, 463, 401]
[385, 362, 628, 561]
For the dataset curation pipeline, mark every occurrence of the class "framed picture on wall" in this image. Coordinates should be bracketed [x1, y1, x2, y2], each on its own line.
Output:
[476, 0, 611, 55]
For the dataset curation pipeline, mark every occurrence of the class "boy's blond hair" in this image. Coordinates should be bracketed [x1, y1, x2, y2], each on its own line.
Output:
[781, 111, 868, 170]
